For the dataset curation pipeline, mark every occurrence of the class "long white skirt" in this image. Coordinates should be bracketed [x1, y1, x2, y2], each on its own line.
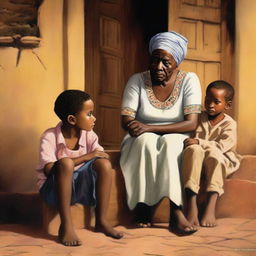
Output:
[120, 132, 189, 210]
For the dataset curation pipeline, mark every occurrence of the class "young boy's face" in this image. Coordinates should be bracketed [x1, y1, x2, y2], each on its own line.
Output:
[204, 88, 230, 116]
[74, 99, 96, 131]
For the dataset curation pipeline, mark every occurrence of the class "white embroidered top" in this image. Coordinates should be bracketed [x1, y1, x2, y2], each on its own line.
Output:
[121, 70, 202, 125]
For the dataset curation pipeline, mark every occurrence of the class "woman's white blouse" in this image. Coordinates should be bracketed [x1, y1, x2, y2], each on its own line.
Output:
[121, 70, 202, 125]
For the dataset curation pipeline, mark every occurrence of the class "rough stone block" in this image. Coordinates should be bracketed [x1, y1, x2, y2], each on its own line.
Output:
[230, 155, 256, 181]
[42, 203, 95, 235]
[216, 179, 256, 218]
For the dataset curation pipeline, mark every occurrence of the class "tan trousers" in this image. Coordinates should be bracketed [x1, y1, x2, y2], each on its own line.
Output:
[181, 144, 229, 196]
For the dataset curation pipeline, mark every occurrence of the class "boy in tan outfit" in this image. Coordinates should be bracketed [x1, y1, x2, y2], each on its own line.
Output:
[182, 80, 241, 227]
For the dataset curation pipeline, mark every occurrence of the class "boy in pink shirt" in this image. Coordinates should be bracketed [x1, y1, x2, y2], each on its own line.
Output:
[36, 90, 123, 246]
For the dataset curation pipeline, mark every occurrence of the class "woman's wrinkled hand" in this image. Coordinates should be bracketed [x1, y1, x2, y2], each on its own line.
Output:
[183, 138, 199, 148]
[127, 120, 151, 137]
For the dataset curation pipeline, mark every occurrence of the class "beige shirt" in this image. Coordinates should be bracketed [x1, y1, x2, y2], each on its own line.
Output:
[194, 111, 241, 174]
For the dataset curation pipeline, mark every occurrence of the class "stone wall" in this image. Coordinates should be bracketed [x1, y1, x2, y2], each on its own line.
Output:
[0, 0, 43, 48]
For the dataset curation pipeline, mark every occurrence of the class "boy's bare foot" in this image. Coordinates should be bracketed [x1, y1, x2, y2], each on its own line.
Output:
[200, 211, 217, 227]
[95, 221, 124, 239]
[200, 192, 218, 227]
[58, 224, 82, 246]
[187, 212, 200, 227]
[186, 189, 200, 226]
[169, 208, 197, 236]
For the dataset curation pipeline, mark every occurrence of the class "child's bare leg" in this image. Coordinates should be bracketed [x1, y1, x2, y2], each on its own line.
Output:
[201, 192, 218, 227]
[169, 201, 197, 235]
[185, 189, 199, 226]
[93, 159, 123, 239]
[55, 158, 82, 246]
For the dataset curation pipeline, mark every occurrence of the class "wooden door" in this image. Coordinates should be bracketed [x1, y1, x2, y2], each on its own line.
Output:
[85, 0, 168, 149]
[85, 0, 125, 149]
[168, 0, 235, 113]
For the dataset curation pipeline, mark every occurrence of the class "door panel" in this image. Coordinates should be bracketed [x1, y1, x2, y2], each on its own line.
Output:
[203, 23, 221, 53]
[168, 0, 227, 101]
[179, 0, 220, 22]
[100, 16, 121, 53]
[100, 53, 122, 95]
[98, 107, 123, 145]
[204, 62, 220, 89]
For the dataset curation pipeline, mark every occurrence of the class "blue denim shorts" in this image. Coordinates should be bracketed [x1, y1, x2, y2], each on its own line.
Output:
[39, 158, 97, 207]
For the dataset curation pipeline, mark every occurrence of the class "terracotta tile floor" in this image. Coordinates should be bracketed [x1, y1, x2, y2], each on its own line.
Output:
[0, 218, 256, 256]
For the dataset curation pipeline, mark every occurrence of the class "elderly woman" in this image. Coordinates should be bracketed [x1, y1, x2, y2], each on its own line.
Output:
[120, 31, 202, 235]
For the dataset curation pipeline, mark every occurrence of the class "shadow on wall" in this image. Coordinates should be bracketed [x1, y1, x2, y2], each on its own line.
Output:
[0, 127, 38, 192]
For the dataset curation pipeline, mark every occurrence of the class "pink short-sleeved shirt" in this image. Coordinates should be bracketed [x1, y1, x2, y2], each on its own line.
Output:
[36, 122, 104, 189]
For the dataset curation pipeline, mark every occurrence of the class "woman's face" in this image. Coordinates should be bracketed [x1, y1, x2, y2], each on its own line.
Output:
[149, 49, 177, 84]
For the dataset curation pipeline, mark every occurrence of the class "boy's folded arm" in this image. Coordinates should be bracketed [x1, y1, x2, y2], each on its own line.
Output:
[43, 149, 109, 175]
[71, 154, 93, 166]
[71, 150, 109, 166]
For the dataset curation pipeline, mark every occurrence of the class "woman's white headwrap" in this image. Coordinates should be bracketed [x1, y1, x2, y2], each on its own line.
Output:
[149, 31, 188, 65]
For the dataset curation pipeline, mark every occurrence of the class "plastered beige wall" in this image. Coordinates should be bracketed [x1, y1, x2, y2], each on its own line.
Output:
[236, 0, 256, 154]
[0, 0, 85, 192]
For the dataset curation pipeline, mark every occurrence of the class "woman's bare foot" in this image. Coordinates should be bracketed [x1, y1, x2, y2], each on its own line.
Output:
[95, 221, 124, 239]
[58, 224, 82, 246]
[134, 211, 152, 228]
[135, 222, 152, 228]
[134, 203, 152, 228]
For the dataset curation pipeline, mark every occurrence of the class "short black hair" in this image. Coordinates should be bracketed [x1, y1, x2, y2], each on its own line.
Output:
[206, 80, 235, 102]
[54, 90, 91, 122]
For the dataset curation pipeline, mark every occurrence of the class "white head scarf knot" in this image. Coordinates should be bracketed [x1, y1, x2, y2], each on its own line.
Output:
[149, 31, 188, 65]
